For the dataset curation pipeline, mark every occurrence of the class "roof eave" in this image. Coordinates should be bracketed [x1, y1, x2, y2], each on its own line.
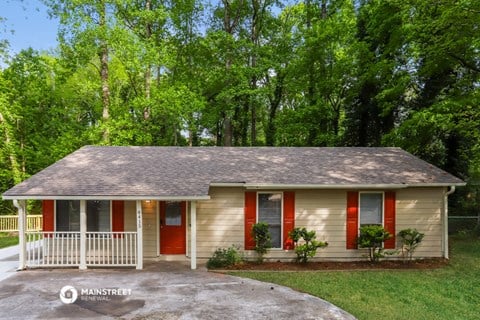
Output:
[1, 195, 211, 201]
[211, 182, 466, 189]
[243, 183, 409, 190]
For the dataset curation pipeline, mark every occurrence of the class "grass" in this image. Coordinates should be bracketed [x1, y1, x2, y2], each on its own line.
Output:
[0, 232, 19, 249]
[229, 236, 480, 320]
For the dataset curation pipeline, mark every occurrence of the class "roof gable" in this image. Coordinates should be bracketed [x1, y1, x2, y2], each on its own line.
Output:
[2, 146, 465, 200]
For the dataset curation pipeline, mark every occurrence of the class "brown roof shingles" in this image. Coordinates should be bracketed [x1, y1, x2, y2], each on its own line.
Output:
[2, 146, 465, 199]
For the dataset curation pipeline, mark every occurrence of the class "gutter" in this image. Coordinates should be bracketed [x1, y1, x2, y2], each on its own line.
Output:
[2, 195, 211, 201]
[210, 182, 466, 190]
[443, 186, 456, 259]
[243, 183, 408, 190]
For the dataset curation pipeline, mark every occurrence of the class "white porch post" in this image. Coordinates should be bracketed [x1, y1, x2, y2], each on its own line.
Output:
[136, 200, 143, 270]
[79, 200, 87, 270]
[190, 201, 197, 270]
[14, 200, 27, 270]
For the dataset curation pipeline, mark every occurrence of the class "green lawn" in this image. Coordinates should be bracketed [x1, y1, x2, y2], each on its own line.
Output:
[229, 237, 480, 320]
[0, 232, 19, 249]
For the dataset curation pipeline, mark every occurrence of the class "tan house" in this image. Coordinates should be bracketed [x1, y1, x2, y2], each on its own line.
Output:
[2, 146, 465, 270]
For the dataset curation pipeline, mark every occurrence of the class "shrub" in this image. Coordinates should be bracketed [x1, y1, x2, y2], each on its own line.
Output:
[252, 222, 272, 262]
[358, 225, 392, 262]
[398, 228, 425, 262]
[289, 227, 328, 263]
[206, 245, 242, 269]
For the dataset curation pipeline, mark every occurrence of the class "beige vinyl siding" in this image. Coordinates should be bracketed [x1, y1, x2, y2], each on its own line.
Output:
[142, 201, 158, 257]
[264, 188, 444, 260]
[262, 190, 356, 260]
[292, 190, 354, 260]
[124, 200, 158, 257]
[195, 187, 244, 258]
[396, 188, 444, 257]
[124, 201, 136, 232]
[125, 187, 444, 261]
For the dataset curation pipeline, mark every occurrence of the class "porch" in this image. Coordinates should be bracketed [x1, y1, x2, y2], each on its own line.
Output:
[25, 231, 138, 267]
[14, 199, 199, 270]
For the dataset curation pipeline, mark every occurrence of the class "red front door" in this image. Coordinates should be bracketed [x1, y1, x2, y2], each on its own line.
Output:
[160, 201, 186, 254]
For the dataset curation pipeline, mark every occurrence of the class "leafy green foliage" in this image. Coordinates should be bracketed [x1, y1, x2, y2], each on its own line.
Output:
[398, 228, 425, 262]
[358, 225, 392, 262]
[206, 245, 242, 269]
[289, 227, 328, 263]
[251, 222, 272, 262]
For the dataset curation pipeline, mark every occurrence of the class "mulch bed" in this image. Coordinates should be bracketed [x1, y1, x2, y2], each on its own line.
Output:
[222, 259, 449, 271]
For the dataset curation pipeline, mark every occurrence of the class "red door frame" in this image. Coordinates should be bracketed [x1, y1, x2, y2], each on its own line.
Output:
[159, 201, 187, 254]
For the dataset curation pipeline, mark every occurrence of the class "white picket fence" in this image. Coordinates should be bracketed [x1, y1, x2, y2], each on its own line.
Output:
[0, 215, 43, 232]
[25, 231, 138, 268]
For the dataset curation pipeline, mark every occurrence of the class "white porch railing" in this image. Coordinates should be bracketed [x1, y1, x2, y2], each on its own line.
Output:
[87, 232, 137, 266]
[0, 215, 43, 232]
[25, 231, 137, 268]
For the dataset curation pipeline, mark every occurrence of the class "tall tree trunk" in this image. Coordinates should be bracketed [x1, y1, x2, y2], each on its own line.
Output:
[266, 72, 285, 146]
[99, 0, 110, 143]
[306, 0, 316, 108]
[144, 0, 152, 120]
[223, 116, 233, 146]
[248, 0, 267, 145]
[221, 0, 244, 146]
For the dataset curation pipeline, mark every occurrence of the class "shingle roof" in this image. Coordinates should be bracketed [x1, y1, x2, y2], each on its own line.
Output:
[2, 146, 465, 200]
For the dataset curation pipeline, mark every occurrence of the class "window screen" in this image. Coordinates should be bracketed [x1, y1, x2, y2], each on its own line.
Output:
[87, 200, 110, 232]
[360, 193, 383, 226]
[258, 193, 282, 248]
[56, 200, 80, 231]
[56, 200, 110, 232]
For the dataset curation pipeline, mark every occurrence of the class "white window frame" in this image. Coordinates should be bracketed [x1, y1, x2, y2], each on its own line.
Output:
[54, 200, 112, 232]
[256, 192, 284, 250]
[358, 191, 384, 231]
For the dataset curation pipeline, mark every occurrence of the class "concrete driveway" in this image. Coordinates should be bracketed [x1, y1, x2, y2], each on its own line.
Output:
[0, 261, 356, 319]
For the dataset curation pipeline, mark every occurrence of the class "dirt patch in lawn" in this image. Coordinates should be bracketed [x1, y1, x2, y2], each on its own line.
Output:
[221, 259, 449, 271]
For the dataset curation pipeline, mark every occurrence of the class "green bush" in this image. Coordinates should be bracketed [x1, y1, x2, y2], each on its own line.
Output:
[206, 245, 242, 269]
[358, 225, 392, 262]
[252, 222, 272, 262]
[289, 227, 328, 263]
[398, 228, 425, 262]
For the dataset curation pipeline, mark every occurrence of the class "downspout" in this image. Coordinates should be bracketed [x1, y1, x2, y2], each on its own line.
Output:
[444, 186, 456, 259]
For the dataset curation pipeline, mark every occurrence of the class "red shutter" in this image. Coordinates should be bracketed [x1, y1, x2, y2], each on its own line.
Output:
[244, 192, 256, 250]
[384, 192, 396, 249]
[283, 191, 295, 250]
[111, 200, 124, 233]
[42, 200, 54, 232]
[346, 192, 359, 249]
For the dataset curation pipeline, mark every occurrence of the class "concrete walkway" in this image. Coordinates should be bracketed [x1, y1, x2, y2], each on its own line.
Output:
[0, 244, 19, 282]
[0, 260, 356, 319]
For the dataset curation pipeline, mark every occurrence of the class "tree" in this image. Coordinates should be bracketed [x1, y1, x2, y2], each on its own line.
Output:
[44, 0, 115, 143]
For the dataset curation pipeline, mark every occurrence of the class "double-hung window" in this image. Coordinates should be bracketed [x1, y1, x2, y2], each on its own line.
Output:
[346, 191, 396, 250]
[257, 193, 282, 248]
[359, 193, 383, 227]
[56, 200, 111, 232]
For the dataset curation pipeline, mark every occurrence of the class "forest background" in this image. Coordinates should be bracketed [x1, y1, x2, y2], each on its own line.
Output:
[0, 0, 479, 218]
